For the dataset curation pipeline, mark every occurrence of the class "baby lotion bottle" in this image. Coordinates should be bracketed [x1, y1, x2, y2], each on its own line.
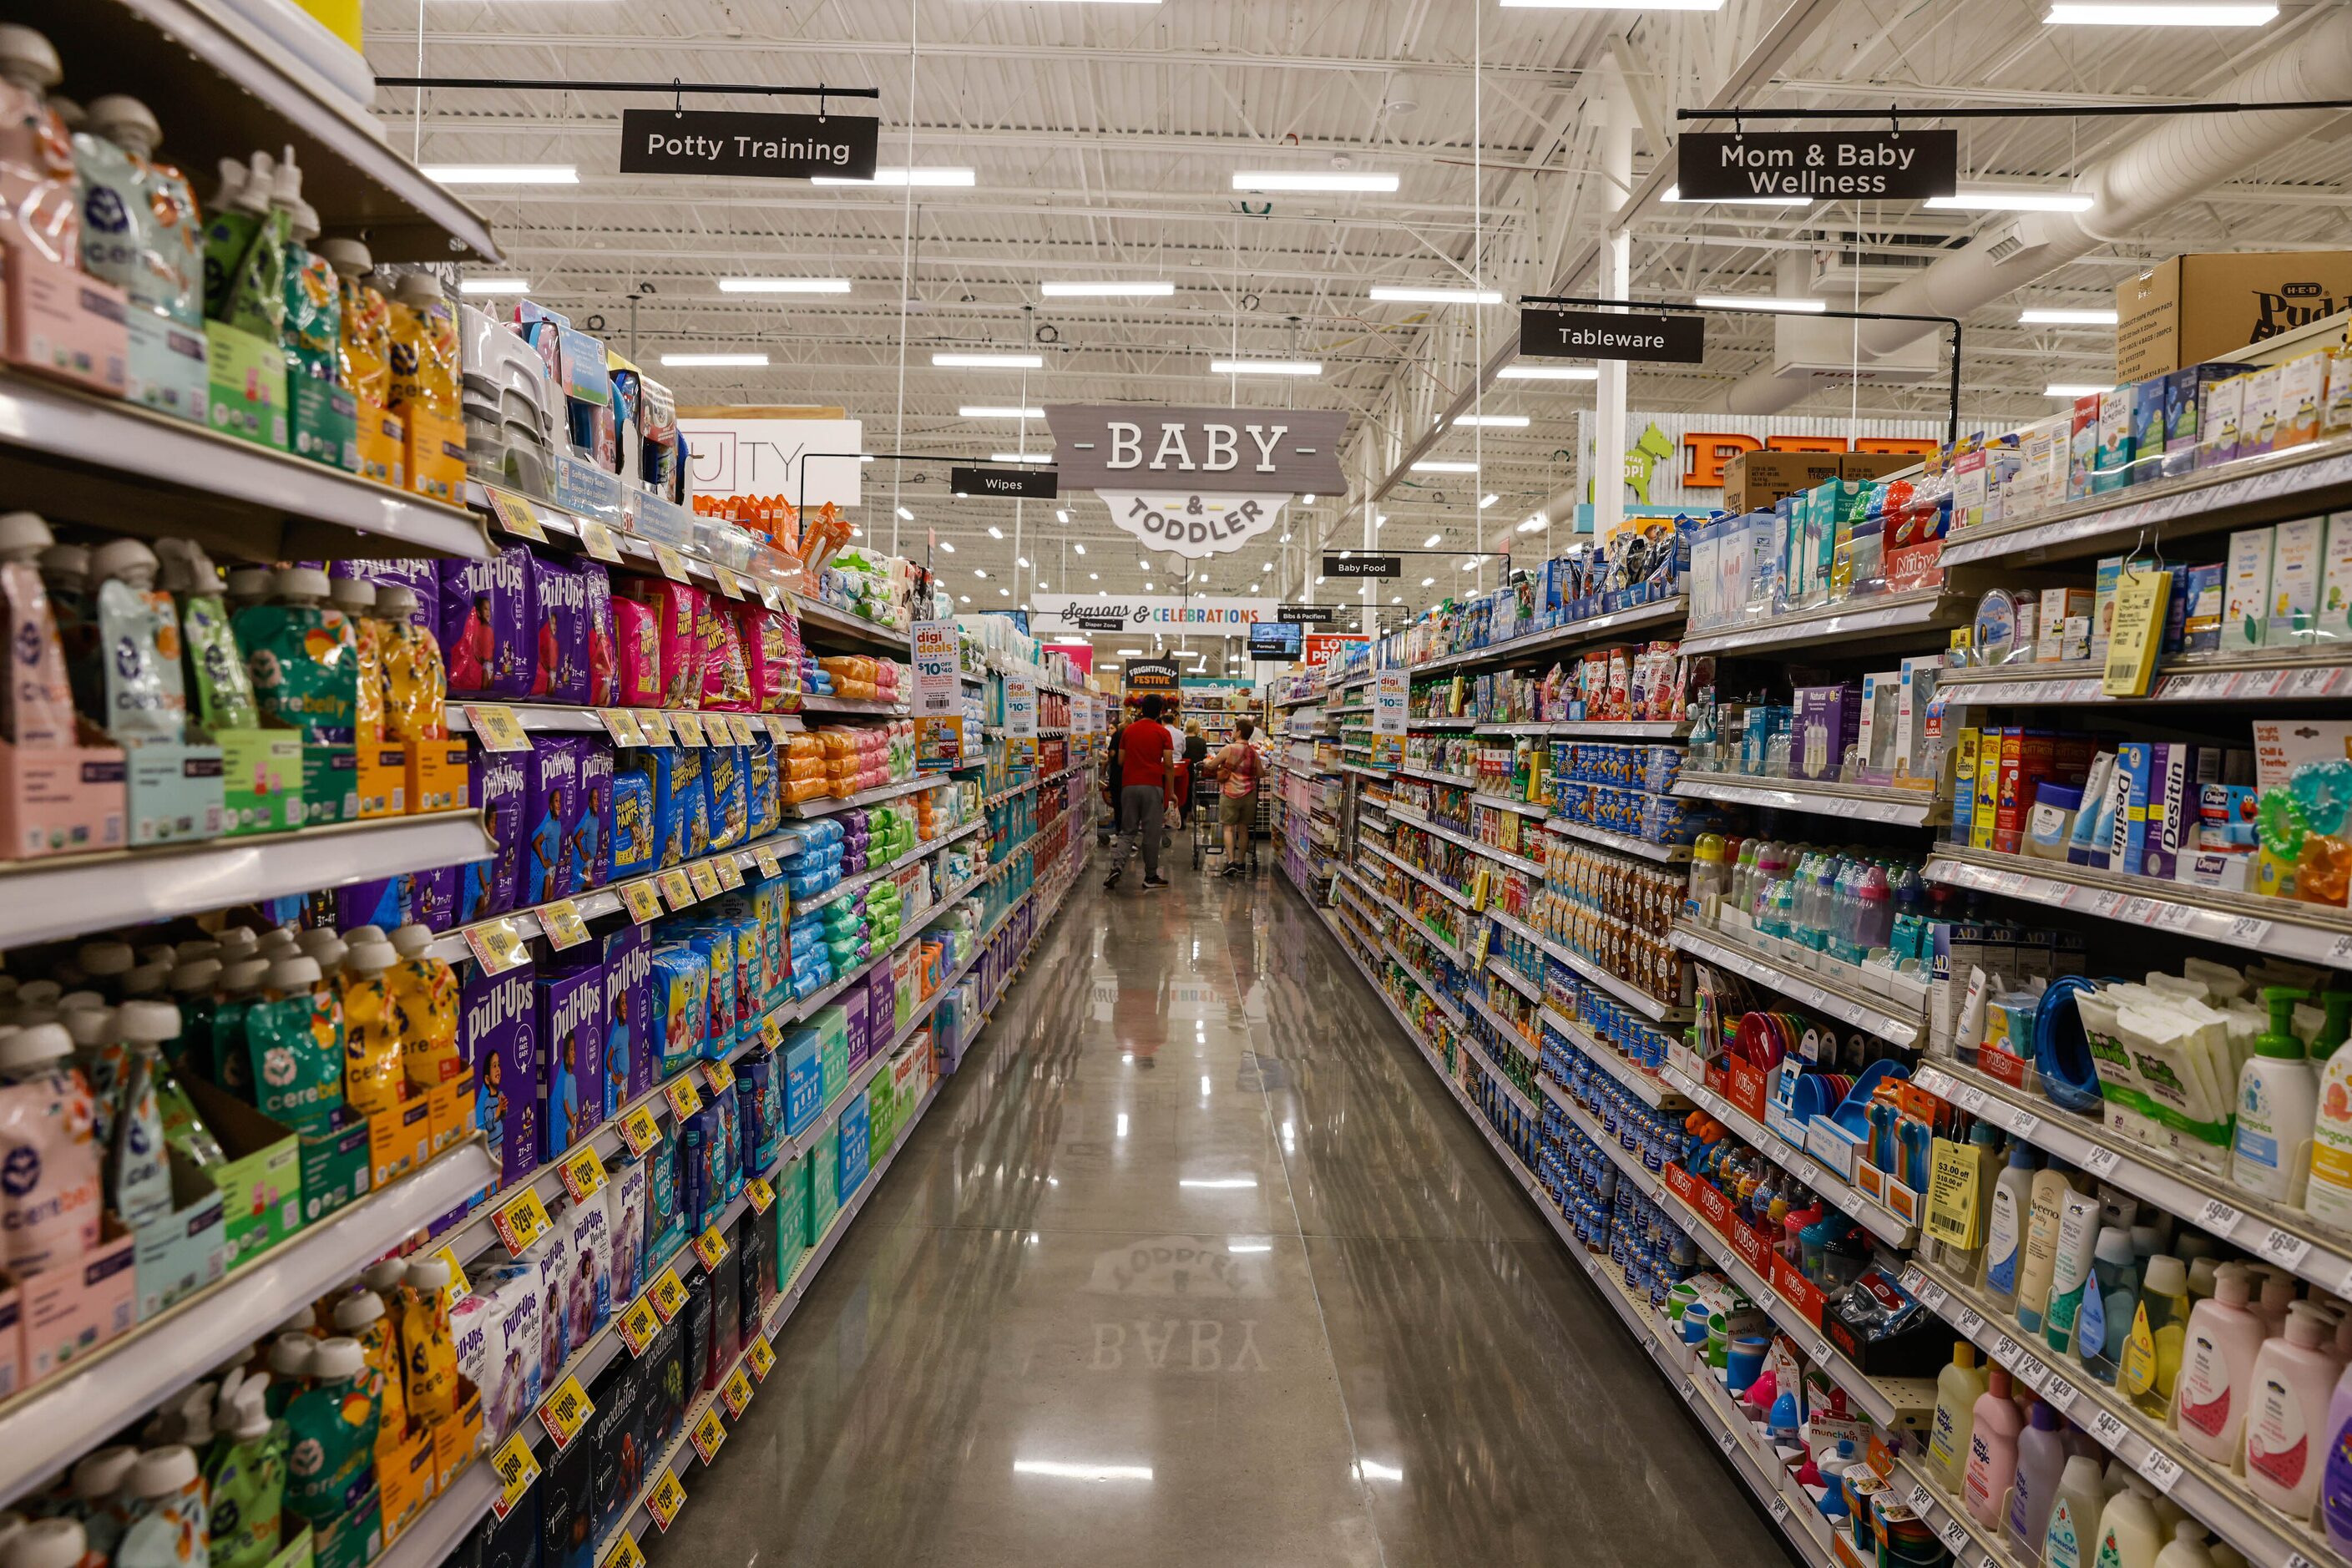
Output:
[1931, 1343, 1989, 1488]
[2018, 1157, 2083, 1335]
[2125, 1256, 2192, 1421]
[2044, 1454, 2108, 1568]
[2245, 1301, 2341, 1517]
[2236, 986, 2319, 1204]
[2152, 1520, 2218, 1568]
[2007, 1400, 2068, 1555]
[2043, 1183, 2107, 1358]
[2080, 1225, 2141, 1384]
[1964, 1368, 2024, 1528]
[2093, 1479, 2165, 1568]
[1984, 1140, 2036, 1308]
[2318, 1348, 2352, 1553]
[2175, 1263, 2268, 1462]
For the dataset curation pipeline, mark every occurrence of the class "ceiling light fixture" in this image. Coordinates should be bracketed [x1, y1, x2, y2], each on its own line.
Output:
[1454, 414, 1528, 427]
[999, 588, 1010, 597]
[813, 167, 975, 186]
[716, 278, 852, 294]
[658, 352, 767, 367]
[939, 540, 956, 553]
[2044, 3, 2275, 23]
[1419, 576, 1436, 586]
[974, 567, 989, 578]
[1074, 543, 1085, 554]
[1040, 281, 1174, 297]
[1232, 172, 1399, 193]
[458, 277, 529, 296]
[934, 352, 1044, 368]
[1662, 184, 1810, 207]
[1502, 0, 1721, 8]
[1369, 286, 1504, 305]
[959, 406, 1044, 419]
[1497, 364, 1599, 381]
[895, 507, 913, 521]
[1016, 557, 1030, 568]
[1925, 189, 2096, 213]
[1421, 533, 1442, 548]
[2020, 307, 2120, 325]
[987, 527, 1004, 539]
[1517, 517, 1546, 533]
[990, 453, 1053, 463]
[1302, 494, 1316, 503]
[2046, 382, 2115, 397]
[1479, 494, 1499, 509]
[1055, 510, 1070, 524]
[1210, 358, 1320, 376]
[1409, 460, 1479, 473]
[1694, 294, 1827, 314]
[421, 164, 577, 185]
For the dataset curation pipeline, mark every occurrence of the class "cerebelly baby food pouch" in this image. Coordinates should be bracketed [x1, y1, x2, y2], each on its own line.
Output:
[398, 1255, 458, 1428]
[338, 940, 402, 1117]
[0, 1023, 102, 1272]
[244, 958, 345, 1137]
[89, 539, 188, 746]
[388, 925, 463, 1092]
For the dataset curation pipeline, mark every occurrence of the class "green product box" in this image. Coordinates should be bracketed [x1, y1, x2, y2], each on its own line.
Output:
[218, 728, 306, 836]
[776, 1153, 809, 1277]
[298, 1119, 374, 1226]
[185, 1080, 304, 1263]
[291, 377, 360, 473]
[265, 1526, 314, 1568]
[204, 321, 288, 451]
[130, 1151, 228, 1319]
[867, 1077, 893, 1161]
[809, 1004, 849, 1108]
[301, 741, 357, 827]
[312, 1488, 381, 1568]
[810, 1135, 838, 1243]
[124, 740, 225, 847]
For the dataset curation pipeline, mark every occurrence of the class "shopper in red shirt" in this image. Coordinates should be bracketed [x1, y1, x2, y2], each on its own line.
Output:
[1105, 694, 1177, 890]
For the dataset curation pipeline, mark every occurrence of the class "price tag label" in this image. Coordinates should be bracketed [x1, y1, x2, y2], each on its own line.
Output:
[620, 879, 665, 924]
[763, 714, 793, 742]
[489, 1432, 540, 1520]
[2090, 1409, 2128, 1448]
[2042, 1375, 2078, 1414]
[2260, 1227, 2314, 1270]
[1899, 1264, 1927, 1294]
[694, 1225, 730, 1270]
[2015, 1352, 2050, 1391]
[599, 709, 648, 747]
[721, 1368, 752, 1418]
[1941, 1520, 1972, 1553]
[636, 711, 675, 747]
[2136, 1448, 2183, 1494]
[2119, 897, 2157, 925]
[1991, 1332, 2023, 1367]
[2288, 666, 2341, 700]
[748, 1334, 775, 1381]
[703, 1058, 736, 1096]
[2226, 914, 2273, 945]
[2084, 1146, 2122, 1178]
[1717, 1430, 1737, 1455]
[712, 569, 745, 601]
[657, 868, 698, 912]
[1908, 1482, 1935, 1514]
[1955, 1306, 1986, 1336]
[2154, 903, 2197, 933]
[599, 1531, 645, 1568]
[579, 519, 625, 564]
[493, 1184, 553, 1256]
[1769, 1498, 1790, 1525]
[646, 1469, 685, 1532]
[464, 918, 532, 976]
[665, 1075, 704, 1122]
[1952, 1084, 1987, 1112]
[487, 489, 549, 542]
[1808, 1336, 1834, 1367]
[2198, 1196, 2243, 1236]
[1912, 1068, 1952, 1098]
[2007, 1108, 2041, 1140]
[2091, 891, 2127, 919]
[558, 1143, 606, 1203]
[653, 544, 694, 584]
[649, 1267, 689, 1323]
[746, 1176, 773, 1213]
[713, 856, 745, 892]
[618, 1293, 661, 1356]
[685, 860, 723, 902]
[432, 1246, 471, 1307]
[538, 1373, 594, 1450]
[752, 846, 784, 879]
[620, 1101, 664, 1156]
[690, 1406, 727, 1463]
[671, 711, 709, 749]
[540, 898, 591, 950]
[760, 1014, 784, 1052]
[464, 704, 535, 753]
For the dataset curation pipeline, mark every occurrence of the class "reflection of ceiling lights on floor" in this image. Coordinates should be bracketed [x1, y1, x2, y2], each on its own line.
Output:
[1179, 1177, 1258, 1189]
[1014, 1460, 1156, 1482]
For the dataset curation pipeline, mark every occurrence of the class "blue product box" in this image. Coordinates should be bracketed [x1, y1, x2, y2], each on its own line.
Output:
[2114, 741, 2157, 876]
[837, 1095, 870, 1198]
[2147, 742, 2188, 881]
[537, 959, 605, 1159]
[2129, 376, 2168, 487]
[782, 1029, 822, 1136]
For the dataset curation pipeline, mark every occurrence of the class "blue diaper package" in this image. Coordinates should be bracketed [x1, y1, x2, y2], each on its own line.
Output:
[685, 928, 736, 1051]
[783, 1028, 820, 1134]
[645, 1130, 683, 1262]
[611, 771, 654, 878]
[647, 943, 707, 1077]
[706, 746, 747, 850]
[746, 742, 777, 839]
[522, 737, 581, 907]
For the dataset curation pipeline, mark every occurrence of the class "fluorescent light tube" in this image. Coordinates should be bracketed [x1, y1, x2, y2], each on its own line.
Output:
[1409, 460, 1479, 473]
[422, 164, 577, 185]
[813, 167, 975, 186]
[959, 406, 1044, 418]
[1503, 0, 1719, 7]
[990, 453, 1052, 463]
[1694, 295, 1826, 313]
[1178, 1177, 1259, 1189]
[658, 352, 768, 367]
[895, 506, 914, 520]
[2045, 4, 2274, 23]
[933, 352, 1044, 367]
[1497, 364, 1599, 381]
[717, 277, 852, 294]
[1040, 281, 1174, 297]
[1479, 494, 1499, 508]
[938, 540, 956, 552]
[1369, 286, 1504, 305]
[1454, 414, 1529, 427]
[1421, 534, 1443, 548]
[1232, 172, 1399, 193]
[1926, 190, 2095, 212]
[2020, 307, 2120, 325]
[1662, 185, 1811, 207]
[1211, 359, 1319, 376]
[2046, 382, 2114, 397]
[458, 277, 530, 296]
[1419, 576, 1436, 587]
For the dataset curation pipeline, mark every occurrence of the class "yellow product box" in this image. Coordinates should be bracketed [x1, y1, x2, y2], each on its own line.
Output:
[355, 741, 408, 820]
[357, 397, 406, 490]
[403, 405, 465, 503]
[407, 737, 468, 815]
[434, 1386, 484, 1491]
[426, 1069, 476, 1157]
[367, 1096, 434, 1189]
[376, 1425, 440, 1540]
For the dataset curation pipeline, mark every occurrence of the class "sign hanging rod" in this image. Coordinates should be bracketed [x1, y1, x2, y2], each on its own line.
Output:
[375, 75, 879, 103]
[1677, 97, 2352, 122]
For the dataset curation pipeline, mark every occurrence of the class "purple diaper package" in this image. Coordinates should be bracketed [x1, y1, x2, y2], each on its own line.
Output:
[582, 562, 618, 708]
[412, 864, 458, 931]
[336, 874, 407, 932]
[463, 959, 539, 1186]
[866, 962, 896, 1054]
[529, 552, 591, 704]
[842, 987, 869, 1074]
[331, 559, 441, 632]
[523, 736, 583, 907]
[603, 921, 655, 1110]
[438, 544, 537, 697]
[464, 750, 529, 920]
[572, 738, 614, 892]
[537, 954, 606, 1155]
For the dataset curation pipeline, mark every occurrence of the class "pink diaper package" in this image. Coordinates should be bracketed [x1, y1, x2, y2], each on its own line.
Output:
[612, 595, 661, 708]
[698, 594, 750, 711]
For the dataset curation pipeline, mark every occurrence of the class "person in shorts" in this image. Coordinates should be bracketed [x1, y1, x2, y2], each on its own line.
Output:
[1211, 716, 1262, 877]
[1105, 694, 1176, 890]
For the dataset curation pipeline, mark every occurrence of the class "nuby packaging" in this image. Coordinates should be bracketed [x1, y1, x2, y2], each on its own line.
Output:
[521, 736, 580, 906]
[463, 750, 527, 920]
[559, 1185, 611, 1347]
[0, 512, 77, 748]
[572, 738, 613, 892]
[535, 955, 604, 1156]
[602, 922, 654, 1110]
[389, 924, 463, 1091]
[605, 1156, 647, 1304]
[436, 546, 534, 699]
[611, 594, 660, 707]
[0, 1022, 101, 1271]
[529, 553, 589, 704]
[87, 539, 187, 746]
[462, 959, 538, 1186]
[581, 563, 618, 707]
[452, 1264, 543, 1439]
[245, 956, 344, 1136]
[73, 97, 207, 422]
[236, 566, 354, 741]
[115, 1445, 209, 1568]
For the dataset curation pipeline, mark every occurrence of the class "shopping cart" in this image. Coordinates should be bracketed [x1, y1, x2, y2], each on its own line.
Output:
[1191, 771, 1261, 873]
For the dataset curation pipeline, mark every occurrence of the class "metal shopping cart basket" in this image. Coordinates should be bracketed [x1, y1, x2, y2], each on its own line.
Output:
[1191, 771, 1260, 873]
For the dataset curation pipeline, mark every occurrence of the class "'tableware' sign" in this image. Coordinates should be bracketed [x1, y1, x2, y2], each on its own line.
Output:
[1044, 405, 1347, 495]
[1031, 593, 1279, 635]
[1521, 307, 1705, 364]
[1675, 130, 1956, 203]
[618, 109, 879, 180]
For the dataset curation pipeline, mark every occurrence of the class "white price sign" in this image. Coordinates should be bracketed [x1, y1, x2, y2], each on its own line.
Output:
[910, 620, 961, 719]
[2260, 1227, 2313, 1270]
[2198, 1197, 2243, 1236]
[1006, 676, 1039, 740]
[2042, 1375, 2078, 1414]
[2084, 1146, 2122, 1178]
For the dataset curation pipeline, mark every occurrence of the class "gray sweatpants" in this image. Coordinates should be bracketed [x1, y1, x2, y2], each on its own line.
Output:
[1110, 785, 1164, 880]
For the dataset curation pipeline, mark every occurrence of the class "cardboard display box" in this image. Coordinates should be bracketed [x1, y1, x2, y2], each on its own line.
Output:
[2116, 251, 2352, 383]
[1721, 450, 1920, 513]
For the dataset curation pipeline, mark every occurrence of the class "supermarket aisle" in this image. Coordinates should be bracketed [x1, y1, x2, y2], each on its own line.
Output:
[659, 871, 1794, 1568]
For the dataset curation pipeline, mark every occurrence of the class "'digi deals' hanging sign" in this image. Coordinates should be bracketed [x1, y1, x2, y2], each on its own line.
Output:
[1097, 492, 1290, 560]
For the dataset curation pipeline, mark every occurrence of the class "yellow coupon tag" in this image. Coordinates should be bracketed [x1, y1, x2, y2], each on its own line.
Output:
[463, 918, 532, 977]
[646, 1469, 686, 1532]
[648, 1266, 688, 1323]
[713, 856, 744, 892]
[760, 583, 787, 614]
[540, 898, 591, 950]
[558, 1142, 606, 1203]
[762, 714, 793, 742]
[636, 711, 675, 747]
[670, 711, 708, 748]
[653, 544, 693, 584]
[747, 1334, 775, 1382]
[744, 1175, 773, 1214]
[693, 1225, 730, 1270]
[721, 1368, 752, 1418]
[492, 1183, 553, 1257]
[486, 489, 549, 543]
[599, 709, 648, 747]
[599, 1531, 645, 1568]
[617, 1292, 661, 1357]
[690, 1406, 726, 1464]
[685, 860, 722, 902]
[759, 1014, 784, 1052]
[657, 868, 697, 911]
[620, 1101, 664, 1156]
[703, 1057, 736, 1095]
[728, 715, 760, 746]
[464, 704, 534, 753]
[752, 845, 783, 879]
[712, 569, 745, 601]
[665, 1075, 704, 1123]
[579, 519, 625, 564]
[620, 879, 665, 924]
[489, 1432, 540, 1520]
[537, 1373, 594, 1450]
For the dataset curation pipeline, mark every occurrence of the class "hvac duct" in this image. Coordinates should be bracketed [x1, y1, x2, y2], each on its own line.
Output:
[1702, 10, 2352, 417]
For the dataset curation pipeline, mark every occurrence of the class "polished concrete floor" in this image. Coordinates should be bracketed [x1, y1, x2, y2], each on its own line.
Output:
[664, 865, 1798, 1567]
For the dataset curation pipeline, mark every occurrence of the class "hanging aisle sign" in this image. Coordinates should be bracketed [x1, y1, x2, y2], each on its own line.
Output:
[1031, 594, 1278, 635]
[1674, 129, 1957, 203]
[950, 465, 1058, 499]
[1371, 670, 1409, 769]
[910, 620, 963, 771]
[1098, 492, 1289, 560]
[1521, 307, 1705, 365]
[1044, 404, 1347, 559]
[617, 109, 880, 180]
